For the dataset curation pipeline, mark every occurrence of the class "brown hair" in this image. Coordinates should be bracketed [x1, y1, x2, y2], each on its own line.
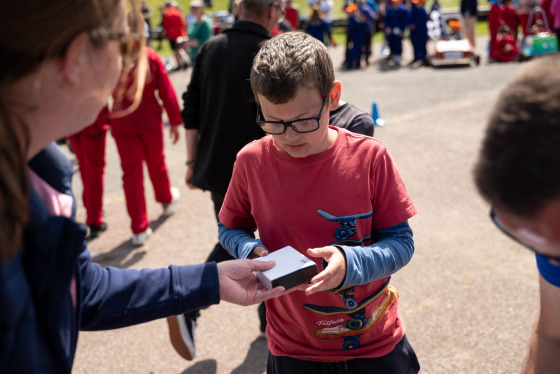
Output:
[474, 55, 560, 217]
[250, 32, 334, 104]
[0, 0, 143, 263]
[309, 5, 323, 23]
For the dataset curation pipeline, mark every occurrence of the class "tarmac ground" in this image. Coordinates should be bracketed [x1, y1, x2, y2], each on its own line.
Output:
[70, 36, 538, 373]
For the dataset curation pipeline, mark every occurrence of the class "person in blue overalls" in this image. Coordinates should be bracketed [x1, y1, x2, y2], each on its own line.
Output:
[409, 0, 429, 65]
[384, 0, 409, 66]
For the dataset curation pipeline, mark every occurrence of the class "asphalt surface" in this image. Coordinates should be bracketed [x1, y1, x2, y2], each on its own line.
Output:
[70, 37, 537, 373]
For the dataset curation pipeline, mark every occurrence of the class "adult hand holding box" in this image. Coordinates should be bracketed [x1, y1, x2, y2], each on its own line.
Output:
[253, 246, 318, 290]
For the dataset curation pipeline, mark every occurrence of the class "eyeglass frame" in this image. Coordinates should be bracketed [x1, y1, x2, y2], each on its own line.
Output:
[270, 0, 286, 17]
[90, 29, 142, 64]
[489, 207, 560, 263]
[256, 96, 328, 135]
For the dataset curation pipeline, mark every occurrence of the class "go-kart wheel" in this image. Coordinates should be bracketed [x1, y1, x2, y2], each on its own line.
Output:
[343, 336, 360, 350]
[334, 226, 352, 241]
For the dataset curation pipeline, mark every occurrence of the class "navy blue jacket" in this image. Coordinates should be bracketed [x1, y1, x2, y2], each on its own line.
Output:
[0, 147, 220, 373]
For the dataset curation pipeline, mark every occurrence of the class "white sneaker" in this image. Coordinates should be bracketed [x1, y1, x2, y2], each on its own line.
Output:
[162, 186, 180, 217]
[132, 227, 152, 246]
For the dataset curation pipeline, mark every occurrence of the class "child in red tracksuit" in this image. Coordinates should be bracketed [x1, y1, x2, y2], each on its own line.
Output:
[111, 47, 182, 246]
[67, 107, 109, 240]
[493, 25, 519, 62]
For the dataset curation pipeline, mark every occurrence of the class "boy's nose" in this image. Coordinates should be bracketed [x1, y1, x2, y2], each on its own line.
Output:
[284, 125, 300, 138]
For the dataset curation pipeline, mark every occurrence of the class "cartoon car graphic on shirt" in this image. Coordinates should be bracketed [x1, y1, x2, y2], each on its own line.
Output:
[303, 209, 398, 351]
[304, 281, 398, 350]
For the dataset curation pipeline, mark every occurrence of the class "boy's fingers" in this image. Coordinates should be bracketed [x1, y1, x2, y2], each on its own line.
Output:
[305, 280, 327, 295]
[254, 247, 269, 257]
[254, 286, 284, 302]
[307, 246, 332, 259]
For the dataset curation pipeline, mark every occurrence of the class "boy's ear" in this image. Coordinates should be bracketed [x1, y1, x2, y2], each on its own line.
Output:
[328, 81, 342, 110]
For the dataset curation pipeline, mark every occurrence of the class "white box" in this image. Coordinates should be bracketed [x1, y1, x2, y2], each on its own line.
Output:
[253, 246, 318, 290]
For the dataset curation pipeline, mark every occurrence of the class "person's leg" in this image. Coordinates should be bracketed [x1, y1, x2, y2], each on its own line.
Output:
[556, 28, 560, 51]
[258, 301, 267, 337]
[364, 29, 372, 65]
[463, 16, 476, 47]
[80, 126, 107, 228]
[112, 131, 150, 235]
[393, 36, 403, 64]
[140, 120, 173, 205]
[168, 190, 230, 361]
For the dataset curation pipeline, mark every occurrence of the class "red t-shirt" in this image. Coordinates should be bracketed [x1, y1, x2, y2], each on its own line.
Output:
[220, 127, 417, 361]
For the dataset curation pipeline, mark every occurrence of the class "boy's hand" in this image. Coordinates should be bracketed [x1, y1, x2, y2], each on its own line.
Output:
[304, 246, 346, 296]
[169, 125, 180, 144]
[248, 246, 269, 259]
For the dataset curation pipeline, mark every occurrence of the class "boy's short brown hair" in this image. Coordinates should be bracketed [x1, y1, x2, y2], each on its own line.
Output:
[474, 55, 560, 217]
[250, 32, 335, 104]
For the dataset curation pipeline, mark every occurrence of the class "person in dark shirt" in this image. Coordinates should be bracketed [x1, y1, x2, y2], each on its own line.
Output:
[168, 0, 286, 361]
[330, 100, 375, 136]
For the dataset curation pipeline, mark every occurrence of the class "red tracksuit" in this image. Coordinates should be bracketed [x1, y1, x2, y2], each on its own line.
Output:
[488, 2, 501, 58]
[111, 47, 182, 234]
[67, 108, 109, 227]
[493, 34, 519, 61]
[501, 4, 519, 36]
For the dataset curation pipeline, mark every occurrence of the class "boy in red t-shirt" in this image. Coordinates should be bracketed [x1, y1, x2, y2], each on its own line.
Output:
[218, 32, 420, 372]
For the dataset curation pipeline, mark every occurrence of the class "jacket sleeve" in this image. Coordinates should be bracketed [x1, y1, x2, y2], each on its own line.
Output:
[78, 242, 220, 331]
[152, 50, 183, 126]
[181, 46, 204, 129]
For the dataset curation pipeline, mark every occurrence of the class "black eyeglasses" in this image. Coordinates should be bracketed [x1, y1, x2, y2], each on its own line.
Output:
[489, 208, 560, 263]
[256, 97, 327, 135]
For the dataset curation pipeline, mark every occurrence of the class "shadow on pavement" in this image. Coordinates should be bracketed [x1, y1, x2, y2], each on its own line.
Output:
[231, 338, 269, 374]
[91, 215, 170, 268]
[180, 359, 217, 374]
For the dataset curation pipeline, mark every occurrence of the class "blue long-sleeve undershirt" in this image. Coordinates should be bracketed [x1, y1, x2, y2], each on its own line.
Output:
[218, 220, 414, 287]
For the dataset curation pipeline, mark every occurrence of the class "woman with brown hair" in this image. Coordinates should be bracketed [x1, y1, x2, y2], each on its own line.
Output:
[0, 1, 283, 371]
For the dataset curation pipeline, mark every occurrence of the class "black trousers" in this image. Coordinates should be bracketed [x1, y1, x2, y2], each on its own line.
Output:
[186, 191, 267, 332]
[267, 335, 420, 374]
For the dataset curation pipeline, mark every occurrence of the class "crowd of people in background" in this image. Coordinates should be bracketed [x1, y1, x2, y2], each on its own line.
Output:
[62, 0, 560, 251]
[140, 0, 558, 71]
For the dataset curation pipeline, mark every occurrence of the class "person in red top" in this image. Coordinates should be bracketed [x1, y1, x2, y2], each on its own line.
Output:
[492, 25, 519, 61]
[67, 108, 109, 240]
[162, 1, 189, 70]
[488, 0, 502, 59]
[541, 0, 556, 30]
[284, 0, 300, 30]
[500, 0, 519, 38]
[111, 47, 183, 246]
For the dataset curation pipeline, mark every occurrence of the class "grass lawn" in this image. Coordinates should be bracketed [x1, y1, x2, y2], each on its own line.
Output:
[145, 0, 487, 56]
